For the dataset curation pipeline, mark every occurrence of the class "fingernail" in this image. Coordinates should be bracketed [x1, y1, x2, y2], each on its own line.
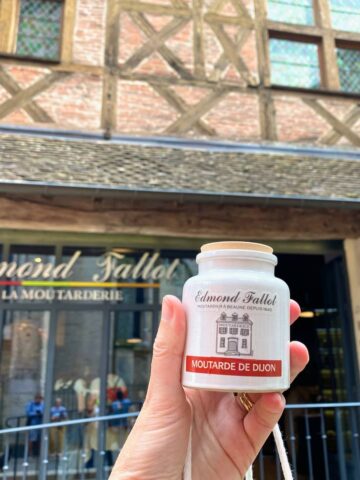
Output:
[162, 296, 173, 323]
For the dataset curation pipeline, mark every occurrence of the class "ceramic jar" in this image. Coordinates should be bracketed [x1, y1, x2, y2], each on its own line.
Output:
[182, 241, 290, 392]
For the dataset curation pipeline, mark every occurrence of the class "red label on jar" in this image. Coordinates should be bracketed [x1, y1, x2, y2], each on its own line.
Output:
[186, 356, 282, 377]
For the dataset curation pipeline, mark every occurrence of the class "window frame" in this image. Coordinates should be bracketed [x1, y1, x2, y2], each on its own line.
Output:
[0, 0, 75, 64]
[268, 30, 325, 89]
[264, 0, 360, 96]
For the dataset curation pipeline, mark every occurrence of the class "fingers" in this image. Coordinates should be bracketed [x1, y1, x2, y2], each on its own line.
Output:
[246, 340, 309, 405]
[146, 295, 186, 404]
[290, 300, 301, 325]
[243, 393, 285, 456]
[289, 341, 309, 383]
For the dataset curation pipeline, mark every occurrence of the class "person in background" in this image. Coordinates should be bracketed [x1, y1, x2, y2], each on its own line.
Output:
[112, 389, 132, 430]
[105, 389, 132, 466]
[25, 394, 44, 456]
[49, 398, 68, 454]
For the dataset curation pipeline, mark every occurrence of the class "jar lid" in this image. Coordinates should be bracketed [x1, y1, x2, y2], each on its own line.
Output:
[201, 241, 273, 254]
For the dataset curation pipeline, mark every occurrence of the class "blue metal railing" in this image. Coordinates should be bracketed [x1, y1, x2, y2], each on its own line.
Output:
[1, 402, 360, 479]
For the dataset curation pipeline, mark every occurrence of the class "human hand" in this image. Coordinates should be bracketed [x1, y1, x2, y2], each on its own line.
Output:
[110, 295, 309, 480]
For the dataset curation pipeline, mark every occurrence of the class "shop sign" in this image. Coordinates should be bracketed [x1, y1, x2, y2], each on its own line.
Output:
[0, 250, 181, 302]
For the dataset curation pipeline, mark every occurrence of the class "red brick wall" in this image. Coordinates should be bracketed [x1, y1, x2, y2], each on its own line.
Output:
[72, 0, 106, 66]
[0, 0, 358, 147]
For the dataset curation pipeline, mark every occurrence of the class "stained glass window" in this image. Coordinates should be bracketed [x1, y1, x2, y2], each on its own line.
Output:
[337, 47, 360, 93]
[330, 0, 360, 33]
[270, 39, 321, 89]
[267, 0, 314, 25]
[16, 0, 63, 61]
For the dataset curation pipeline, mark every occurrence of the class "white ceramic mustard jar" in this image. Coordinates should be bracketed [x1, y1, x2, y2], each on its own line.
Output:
[182, 241, 290, 392]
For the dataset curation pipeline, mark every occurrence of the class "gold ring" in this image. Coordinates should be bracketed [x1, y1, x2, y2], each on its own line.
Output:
[236, 393, 254, 413]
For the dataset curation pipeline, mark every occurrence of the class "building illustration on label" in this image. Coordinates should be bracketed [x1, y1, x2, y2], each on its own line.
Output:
[216, 312, 253, 356]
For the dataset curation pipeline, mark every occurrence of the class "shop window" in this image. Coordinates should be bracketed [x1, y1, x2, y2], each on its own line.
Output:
[159, 252, 197, 300]
[336, 46, 360, 93]
[219, 326, 227, 334]
[53, 310, 103, 419]
[330, 0, 360, 33]
[0, 310, 50, 429]
[220, 337, 225, 348]
[241, 339, 247, 349]
[229, 327, 238, 334]
[109, 310, 153, 402]
[0, 0, 64, 61]
[267, 0, 314, 25]
[269, 38, 321, 89]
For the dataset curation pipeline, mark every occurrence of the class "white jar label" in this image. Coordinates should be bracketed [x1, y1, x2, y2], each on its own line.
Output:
[183, 287, 289, 390]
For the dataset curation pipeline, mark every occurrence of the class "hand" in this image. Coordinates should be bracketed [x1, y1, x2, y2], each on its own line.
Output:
[110, 295, 309, 480]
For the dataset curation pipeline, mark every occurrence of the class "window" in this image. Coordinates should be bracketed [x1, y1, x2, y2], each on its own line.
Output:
[268, 0, 314, 25]
[0, 0, 63, 61]
[240, 328, 249, 336]
[16, 0, 63, 60]
[219, 327, 227, 334]
[337, 47, 360, 93]
[269, 38, 321, 88]
[229, 327, 238, 335]
[220, 338, 225, 348]
[241, 339, 247, 349]
[330, 0, 360, 33]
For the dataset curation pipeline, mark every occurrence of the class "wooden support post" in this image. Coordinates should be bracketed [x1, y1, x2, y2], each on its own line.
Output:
[259, 89, 277, 141]
[0, 0, 19, 53]
[193, 0, 206, 79]
[61, 0, 77, 63]
[254, 0, 271, 87]
[316, 0, 340, 90]
[102, 0, 121, 138]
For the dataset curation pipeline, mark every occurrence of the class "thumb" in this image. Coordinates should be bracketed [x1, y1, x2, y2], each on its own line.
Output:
[146, 295, 187, 404]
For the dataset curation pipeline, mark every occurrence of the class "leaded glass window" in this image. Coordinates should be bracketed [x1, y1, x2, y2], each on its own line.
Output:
[16, 0, 63, 61]
[330, 0, 360, 33]
[270, 39, 321, 88]
[267, 0, 314, 25]
[337, 47, 360, 93]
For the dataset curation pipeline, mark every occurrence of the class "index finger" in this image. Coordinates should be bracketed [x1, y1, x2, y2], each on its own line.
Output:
[290, 299, 301, 325]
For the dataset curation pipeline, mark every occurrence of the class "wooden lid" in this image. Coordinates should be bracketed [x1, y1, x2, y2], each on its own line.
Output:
[201, 241, 273, 254]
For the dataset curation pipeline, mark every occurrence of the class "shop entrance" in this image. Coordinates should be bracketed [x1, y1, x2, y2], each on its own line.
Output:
[255, 252, 359, 480]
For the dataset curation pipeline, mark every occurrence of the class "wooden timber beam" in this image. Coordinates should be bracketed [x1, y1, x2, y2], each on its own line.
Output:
[122, 15, 191, 73]
[0, 71, 70, 120]
[0, 66, 53, 123]
[315, 0, 340, 90]
[119, 1, 191, 17]
[165, 87, 229, 134]
[125, 12, 194, 80]
[149, 83, 217, 136]
[303, 98, 360, 146]
[193, 0, 206, 79]
[61, 0, 77, 63]
[102, 0, 121, 137]
[319, 104, 360, 145]
[0, 195, 358, 240]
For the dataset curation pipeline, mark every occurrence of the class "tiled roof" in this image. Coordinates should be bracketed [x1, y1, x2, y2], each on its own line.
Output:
[0, 132, 359, 203]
